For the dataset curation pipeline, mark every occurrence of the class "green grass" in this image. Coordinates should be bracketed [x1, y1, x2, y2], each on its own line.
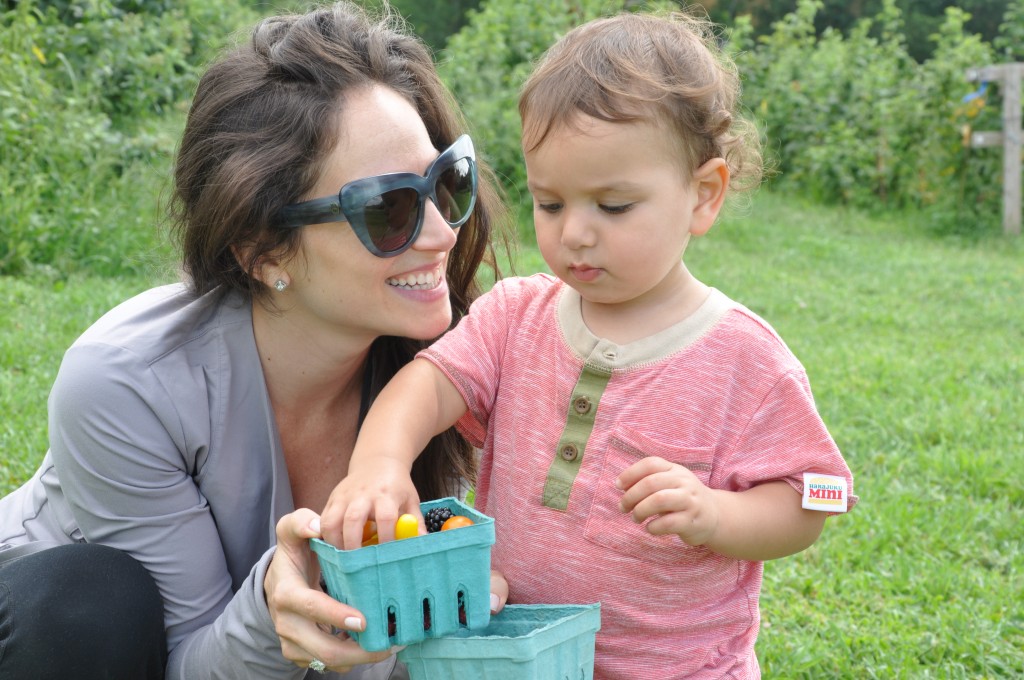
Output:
[2, 191, 1021, 677]
[687, 194, 1023, 678]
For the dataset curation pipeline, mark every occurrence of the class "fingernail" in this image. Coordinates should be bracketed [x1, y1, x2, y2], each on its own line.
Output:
[309, 517, 321, 534]
[490, 593, 500, 612]
[614, 478, 623, 490]
[344, 616, 364, 631]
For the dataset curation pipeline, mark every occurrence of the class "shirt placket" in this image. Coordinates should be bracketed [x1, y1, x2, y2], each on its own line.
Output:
[541, 346, 616, 510]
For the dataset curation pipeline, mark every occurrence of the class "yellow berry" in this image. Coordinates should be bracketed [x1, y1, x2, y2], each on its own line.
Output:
[395, 513, 420, 540]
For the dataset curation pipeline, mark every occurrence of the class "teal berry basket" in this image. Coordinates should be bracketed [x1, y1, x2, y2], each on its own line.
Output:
[397, 603, 601, 680]
[310, 497, 495, 652]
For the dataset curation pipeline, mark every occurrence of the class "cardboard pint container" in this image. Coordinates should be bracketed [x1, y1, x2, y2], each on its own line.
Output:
[311, 497, 495, 651]
[398, 603, 602, 680]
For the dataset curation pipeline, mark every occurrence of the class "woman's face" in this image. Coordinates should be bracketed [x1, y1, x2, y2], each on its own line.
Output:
[281, 85, 460, 345]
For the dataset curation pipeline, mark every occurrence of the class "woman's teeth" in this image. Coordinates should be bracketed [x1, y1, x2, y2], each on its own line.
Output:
[387, 269, 440, 290]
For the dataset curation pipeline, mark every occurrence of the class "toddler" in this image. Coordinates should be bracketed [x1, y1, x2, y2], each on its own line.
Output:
[323, 10, 856, 678]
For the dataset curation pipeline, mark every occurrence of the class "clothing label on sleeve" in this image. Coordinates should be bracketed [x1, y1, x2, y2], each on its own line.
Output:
[802, 473, 849, 512]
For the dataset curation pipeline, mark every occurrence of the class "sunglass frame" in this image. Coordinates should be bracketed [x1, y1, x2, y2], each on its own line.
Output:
[276, 135, 478, 257]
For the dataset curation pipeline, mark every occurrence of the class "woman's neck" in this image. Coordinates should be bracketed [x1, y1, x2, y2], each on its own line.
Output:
[251, 300, 373, 511]
[251, 301, 371, 412]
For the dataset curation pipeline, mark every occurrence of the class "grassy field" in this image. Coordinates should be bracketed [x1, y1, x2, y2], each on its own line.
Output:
[2, 190, 1021, 677]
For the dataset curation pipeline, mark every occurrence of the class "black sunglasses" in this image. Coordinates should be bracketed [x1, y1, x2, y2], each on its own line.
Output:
[275, 135, 478, 257]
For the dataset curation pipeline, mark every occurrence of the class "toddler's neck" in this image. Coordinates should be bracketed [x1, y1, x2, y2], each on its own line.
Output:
[579, 276, 710, 345]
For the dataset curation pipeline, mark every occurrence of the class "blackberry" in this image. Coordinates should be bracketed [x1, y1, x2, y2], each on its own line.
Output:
[425, 506, 454, 533]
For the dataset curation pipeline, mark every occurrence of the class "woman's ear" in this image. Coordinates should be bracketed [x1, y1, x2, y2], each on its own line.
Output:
[230, 243, 291, 291]
[688, 157, 730, 237]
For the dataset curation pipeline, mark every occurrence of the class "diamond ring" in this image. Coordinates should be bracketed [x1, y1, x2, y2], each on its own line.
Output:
[309, 658, 327, 673]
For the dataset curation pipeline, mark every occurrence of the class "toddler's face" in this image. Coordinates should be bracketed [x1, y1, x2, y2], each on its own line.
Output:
[524, 115, 710, 316]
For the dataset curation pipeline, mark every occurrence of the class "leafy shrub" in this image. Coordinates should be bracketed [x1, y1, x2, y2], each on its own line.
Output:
[994, 0, 1024, 61]
[1, 3, 119, 275]
[440, 0, 624, 209]
[731, 0, 1008, 233]
[913, 7, 1002, 231]
[0, 0, 255, 276]
[445, 0, 1020, 236]
[40, 7, 191, 124]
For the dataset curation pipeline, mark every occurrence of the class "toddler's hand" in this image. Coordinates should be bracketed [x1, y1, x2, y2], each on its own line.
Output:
[616, 456, 719, 547]
[320, 456, 423, 550]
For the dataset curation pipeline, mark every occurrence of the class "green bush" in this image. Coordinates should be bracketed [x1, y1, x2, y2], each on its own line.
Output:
[730, 0, 1012, 233]
[32, 0, 255, 124]
[994, 0, 1024, 61]
[445, 0, 1022, 236]
[0, 0, 256, 277]
[1, 3, 118, 275]
[440, 0, 624, 210]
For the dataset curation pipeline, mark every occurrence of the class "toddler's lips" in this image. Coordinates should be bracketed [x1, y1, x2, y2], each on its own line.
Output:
[569, 265, 602, 283]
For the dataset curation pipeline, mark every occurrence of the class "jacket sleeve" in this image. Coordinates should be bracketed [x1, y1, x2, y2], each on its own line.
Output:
[49, 342, 237, 648]
[167, 547, 307, 679]
[50, 342, 403, 679]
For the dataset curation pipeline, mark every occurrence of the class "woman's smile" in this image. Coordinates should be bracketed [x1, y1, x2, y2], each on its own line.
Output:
[386, 261, 445, 290]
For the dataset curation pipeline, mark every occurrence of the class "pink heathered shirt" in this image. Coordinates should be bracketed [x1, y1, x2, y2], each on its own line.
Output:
[420, 274, 856, 679]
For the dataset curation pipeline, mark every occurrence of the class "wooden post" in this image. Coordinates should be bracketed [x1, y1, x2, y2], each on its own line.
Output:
[1004, 65, 1022, 236]
[966, 63, 1022, 236]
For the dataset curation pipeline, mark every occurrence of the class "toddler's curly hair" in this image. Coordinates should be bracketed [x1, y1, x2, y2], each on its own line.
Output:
[519, 8, 763, 193]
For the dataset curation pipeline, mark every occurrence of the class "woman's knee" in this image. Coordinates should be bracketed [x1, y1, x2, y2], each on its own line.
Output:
[0, 543, 166, 679]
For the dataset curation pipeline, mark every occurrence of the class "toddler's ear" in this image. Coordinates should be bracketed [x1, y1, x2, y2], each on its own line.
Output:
[689, 158, 729, 236]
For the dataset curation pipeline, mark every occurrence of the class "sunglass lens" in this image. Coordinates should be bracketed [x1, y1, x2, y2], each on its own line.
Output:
[436, 158, 475, 226]
[363, 188, 420, 253]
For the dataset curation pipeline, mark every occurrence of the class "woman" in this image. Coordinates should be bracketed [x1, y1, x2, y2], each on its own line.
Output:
[0, 3, 507, 679]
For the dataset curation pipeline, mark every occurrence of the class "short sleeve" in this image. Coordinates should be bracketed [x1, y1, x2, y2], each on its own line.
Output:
[419, 278, 525, 448]
[714, 369, 858, 513]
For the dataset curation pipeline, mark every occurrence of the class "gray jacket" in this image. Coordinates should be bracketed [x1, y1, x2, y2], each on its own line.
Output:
[0, 284, 400, 680]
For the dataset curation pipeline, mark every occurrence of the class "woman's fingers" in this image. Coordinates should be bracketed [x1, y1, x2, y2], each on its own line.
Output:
[489, 569, 508, 613]
[269, 508, 392, 670]
[275, 508, 322, 560]
[274, 582, 367, 634]
[290, 630, 396, 674]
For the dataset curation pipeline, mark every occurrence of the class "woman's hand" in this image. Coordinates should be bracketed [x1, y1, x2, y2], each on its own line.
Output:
[265, 509, 397, 673]
[320, 456, 423, 550]
[490, 570, 509, 614]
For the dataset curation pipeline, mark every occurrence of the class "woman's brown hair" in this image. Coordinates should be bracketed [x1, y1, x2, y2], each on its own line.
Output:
[170, 1, 505, 500]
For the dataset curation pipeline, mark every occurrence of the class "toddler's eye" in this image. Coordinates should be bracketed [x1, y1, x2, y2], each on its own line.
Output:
[600, 203, 634, 215]
[536, 202, 563, 214]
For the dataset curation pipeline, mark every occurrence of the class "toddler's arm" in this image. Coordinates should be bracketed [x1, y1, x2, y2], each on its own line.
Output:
[617, 457, 825, 561]
[320, 358, 468, 550]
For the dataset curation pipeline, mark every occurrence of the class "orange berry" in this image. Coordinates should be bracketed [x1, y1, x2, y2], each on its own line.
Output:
[362, 520, 377, 543]
[440, 515, 474, 531]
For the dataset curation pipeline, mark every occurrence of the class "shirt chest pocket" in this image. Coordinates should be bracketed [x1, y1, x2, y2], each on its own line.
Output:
[582, 428, 717, 565]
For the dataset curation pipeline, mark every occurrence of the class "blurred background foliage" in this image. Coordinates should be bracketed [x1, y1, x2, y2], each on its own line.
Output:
[1, 0, 1022, 277]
